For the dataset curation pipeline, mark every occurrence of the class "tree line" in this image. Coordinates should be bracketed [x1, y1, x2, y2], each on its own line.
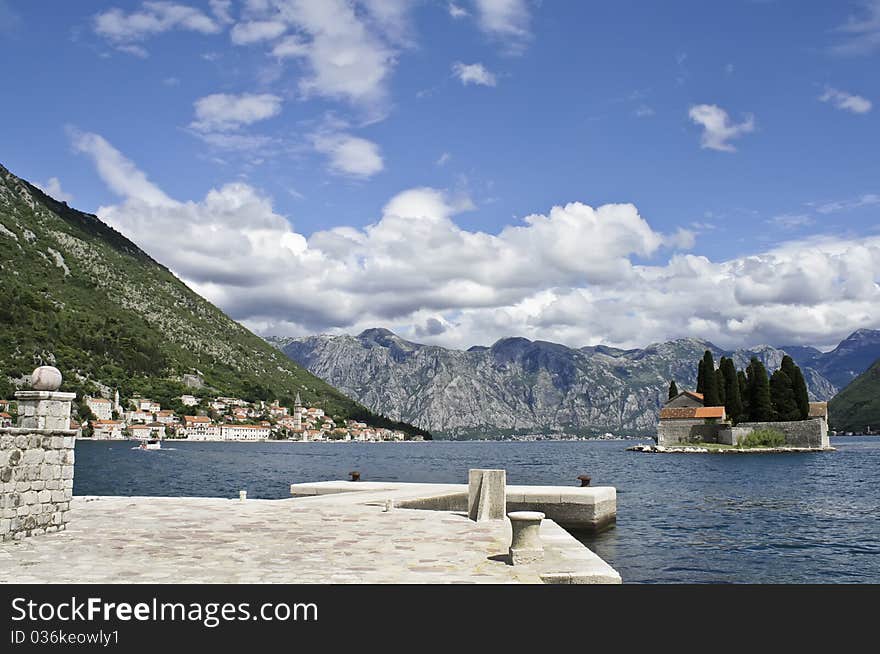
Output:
[668, 351, 810, 424]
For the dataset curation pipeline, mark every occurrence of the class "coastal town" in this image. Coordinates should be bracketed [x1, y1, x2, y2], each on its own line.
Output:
[12, 391, 411, 443]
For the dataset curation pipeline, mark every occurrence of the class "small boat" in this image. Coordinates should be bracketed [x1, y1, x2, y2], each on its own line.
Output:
[139, 438, 161, 450]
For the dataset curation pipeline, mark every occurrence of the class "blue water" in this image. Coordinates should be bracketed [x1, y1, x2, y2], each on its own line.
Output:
[72, 437, 880, 583]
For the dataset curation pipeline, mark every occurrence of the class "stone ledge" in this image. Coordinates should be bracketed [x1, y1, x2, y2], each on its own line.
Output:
[0, 428, 77, 436]
[628, 444, 835, 454]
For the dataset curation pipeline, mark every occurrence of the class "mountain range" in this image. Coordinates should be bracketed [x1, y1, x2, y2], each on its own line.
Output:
[268, 328, 880, 438]
[0, 163, 428, 438]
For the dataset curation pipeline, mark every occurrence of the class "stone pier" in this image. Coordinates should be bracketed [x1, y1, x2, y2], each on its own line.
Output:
[0, 367, 76, 542]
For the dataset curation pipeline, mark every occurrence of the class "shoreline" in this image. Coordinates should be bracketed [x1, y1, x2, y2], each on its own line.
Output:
[627, 444, 836, 454]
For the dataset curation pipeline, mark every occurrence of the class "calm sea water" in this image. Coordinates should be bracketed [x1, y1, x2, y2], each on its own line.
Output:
[72, 437, 880, 584]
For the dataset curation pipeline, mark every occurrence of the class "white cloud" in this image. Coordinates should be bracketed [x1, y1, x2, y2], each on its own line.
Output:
[474, 0, 531, 50]
[831, 0, 880, 55]
[35, 177, 74, 204]
[190, 93, 282, 132]
[312, 132, 384, 178]
[237, 0, 412, 121]
[452, 62, 497, 87]
[69, 130, 174, 207]
[819, 86, 872, 114]
[230, 20, 287, 44]
[436, 152, 452, 166]
[634, 104, 655, 118]
[94, 1, 221, 55]
[769, 214, 814, 229]
[814, 193, 880, 214]
[688, 104, 755, 152]
[209, 0, 234, 24]
[75, 132, 880, 351]
[449, 3, 468, 19]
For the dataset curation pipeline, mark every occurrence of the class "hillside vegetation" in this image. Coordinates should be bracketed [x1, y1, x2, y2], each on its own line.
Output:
[829, 358, 880, 433]
[0, 163, 429, 438]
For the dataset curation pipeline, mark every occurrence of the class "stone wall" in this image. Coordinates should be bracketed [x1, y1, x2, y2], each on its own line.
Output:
[658, 417, 829, 449]
[732, 418, 828, 448]
[657, 419, 723, 445]
[1, 428, 75, 541]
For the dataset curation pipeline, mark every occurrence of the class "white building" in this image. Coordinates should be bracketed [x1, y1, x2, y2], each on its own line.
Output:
[155, 410, 177, 425]
[129, 424, 153, 440]
[125, 409, 153, 424]
[180, 395, 199, 407]
[221, 424, 271, 441]
[92, 420, 124, 439]
[182, 415, 221, 440]
[86, 396, 113, 421]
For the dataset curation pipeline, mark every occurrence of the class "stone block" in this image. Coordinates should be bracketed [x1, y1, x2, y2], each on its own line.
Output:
[508, 511, 545, 565]
[61, 465, 73, 480]
[467, 469, 506, 522]
[37, 490, 51, 503]
[23, 449, 44, 465]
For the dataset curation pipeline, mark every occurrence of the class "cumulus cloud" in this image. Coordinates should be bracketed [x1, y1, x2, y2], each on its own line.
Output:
[819, 86, 873, 114]
[311, 131, 384, 178]
[232, 0, 412, 121]
[73, 131, 880, 351]
[35, 177, 74, 204]
[452, 62, 497, 86]
[94, 1, 221, 55]
[190, 93, 282, 132]
[688, 104, 755, 152]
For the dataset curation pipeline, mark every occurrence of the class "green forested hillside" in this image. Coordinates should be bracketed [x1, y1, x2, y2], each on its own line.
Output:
[829, 358, 880, 433]
[0, 163, 429, 438]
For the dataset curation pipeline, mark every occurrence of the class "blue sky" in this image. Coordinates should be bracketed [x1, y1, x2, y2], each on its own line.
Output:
[1, 1, 879, 350]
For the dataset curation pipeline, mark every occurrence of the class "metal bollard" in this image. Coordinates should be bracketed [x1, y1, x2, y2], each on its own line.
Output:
[577, 475, 592, 487]
[349, 471, 361, 482]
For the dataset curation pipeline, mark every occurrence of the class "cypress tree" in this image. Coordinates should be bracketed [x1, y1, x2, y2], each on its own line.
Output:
[701, 351, 721, 406]
[715, 367, 726, 406]
[696, 359, 705, 394]
[668, 380, 679, 400]
[721, 358, 743, 423]
[747, 357, 772, 421]
[781, 355, 810, 420]
[770, 369, 800, 421]
[738, 370, 749, 418]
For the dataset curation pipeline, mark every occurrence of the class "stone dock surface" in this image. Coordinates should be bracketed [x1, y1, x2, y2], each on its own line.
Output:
[0, 493, 621, 584]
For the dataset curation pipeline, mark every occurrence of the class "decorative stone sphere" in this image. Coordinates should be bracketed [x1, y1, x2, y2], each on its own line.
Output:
[31, 366, 62, 391]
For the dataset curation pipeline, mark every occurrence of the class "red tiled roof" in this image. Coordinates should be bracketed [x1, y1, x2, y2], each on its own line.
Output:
[660, 406, 726, 420]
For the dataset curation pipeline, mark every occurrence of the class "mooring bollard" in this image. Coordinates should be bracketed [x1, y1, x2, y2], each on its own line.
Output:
[577, 474, 592, 487]
[508, 511, 545, 565]
[383, 499, 394, 512]
[349, 471, 361, 482]
[239, 490, 247, 502]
